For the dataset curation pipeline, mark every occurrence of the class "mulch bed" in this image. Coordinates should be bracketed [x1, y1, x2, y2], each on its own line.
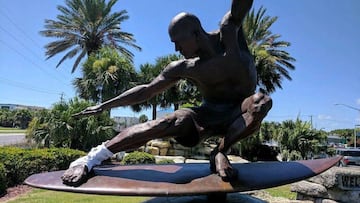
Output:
[0, 185, 33, 202]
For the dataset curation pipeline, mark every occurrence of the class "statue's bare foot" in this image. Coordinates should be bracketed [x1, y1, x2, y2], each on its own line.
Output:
[210, 150, 238, 182]
[61, 165, 89, 187]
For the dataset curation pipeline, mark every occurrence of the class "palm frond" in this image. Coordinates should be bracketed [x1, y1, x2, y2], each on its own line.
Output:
[40, 0, 140, 73]
[244, 6, 296, 93]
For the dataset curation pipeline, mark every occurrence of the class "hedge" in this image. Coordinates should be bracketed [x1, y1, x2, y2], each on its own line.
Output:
[121, 151, 155, 165]
[0, 163, 6, 196]
[0, 147, 85, 191]
[157, 159, 175, 164]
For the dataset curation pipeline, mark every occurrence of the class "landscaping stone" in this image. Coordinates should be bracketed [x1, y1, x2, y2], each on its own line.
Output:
[185, 159, 209, 163]
[308, 167, 337, 188]
[291, 181, 328, 197]
[228, 155, 249, 163]
[155, 155, 185, 163]
[291, 166, 360, 203]
[146, 146, 160, 155]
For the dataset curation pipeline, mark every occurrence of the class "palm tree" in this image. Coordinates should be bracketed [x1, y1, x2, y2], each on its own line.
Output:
[133, 54, 200, 119]
[0, 109, 14, 127]
[26, 98, 115, 151]
[133, 62, 162, 120]
[73, 46, 137, 104]
[14, 109, 32, 129]
[243, 6, 295, 93]
[40, 0, 141, 73]
[275, 118, 327, 160]
[152, 54, 189, 111]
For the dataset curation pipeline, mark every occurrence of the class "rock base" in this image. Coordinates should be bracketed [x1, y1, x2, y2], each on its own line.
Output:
[291, 166, 360, 203]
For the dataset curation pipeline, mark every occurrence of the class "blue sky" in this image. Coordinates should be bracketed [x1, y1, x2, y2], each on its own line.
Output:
[0, 0, 359, 131]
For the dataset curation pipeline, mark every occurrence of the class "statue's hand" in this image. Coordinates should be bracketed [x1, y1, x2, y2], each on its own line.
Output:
[72, 105, 103, 117]
[61, 165, 89, 187]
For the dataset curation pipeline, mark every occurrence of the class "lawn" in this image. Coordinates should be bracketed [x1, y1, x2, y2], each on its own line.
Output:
[0, 127, 26, 134]
[6, 189, 150, 203]
[6, 185, 296, 203]
[265, 184, 296, 200]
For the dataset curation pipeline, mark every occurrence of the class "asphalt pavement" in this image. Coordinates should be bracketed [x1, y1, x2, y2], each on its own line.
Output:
[0, 133, 26, 146]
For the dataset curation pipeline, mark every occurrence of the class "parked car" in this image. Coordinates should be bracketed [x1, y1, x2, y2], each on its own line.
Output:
[335, 148, 360, 167]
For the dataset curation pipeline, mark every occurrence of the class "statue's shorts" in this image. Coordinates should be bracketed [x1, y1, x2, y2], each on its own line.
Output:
[173, 101, 242, 147]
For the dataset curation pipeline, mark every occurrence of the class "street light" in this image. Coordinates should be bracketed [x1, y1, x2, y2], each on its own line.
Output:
[334, 103, 360, 148]
[335, 103, 360, 112]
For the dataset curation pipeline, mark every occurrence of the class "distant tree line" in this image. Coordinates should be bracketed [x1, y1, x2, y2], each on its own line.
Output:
[0, 109, 33, 129]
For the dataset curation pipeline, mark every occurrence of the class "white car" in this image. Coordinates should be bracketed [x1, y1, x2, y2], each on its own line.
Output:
[335, 148, 360, 167]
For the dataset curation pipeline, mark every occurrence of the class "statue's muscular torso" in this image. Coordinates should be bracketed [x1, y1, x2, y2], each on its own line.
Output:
[164, 28, 257, 104]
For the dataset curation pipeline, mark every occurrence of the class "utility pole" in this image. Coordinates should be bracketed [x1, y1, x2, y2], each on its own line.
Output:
[355, 125, 360, 148]
[303, 115, 313, 129]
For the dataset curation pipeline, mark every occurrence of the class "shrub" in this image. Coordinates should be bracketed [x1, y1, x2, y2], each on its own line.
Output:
[157, 159, 175, 164]
[0, 163, 6, 196]
[121, 151, 155, 165]
[0, 147, 85, 188]
[327, 147, 336, 157]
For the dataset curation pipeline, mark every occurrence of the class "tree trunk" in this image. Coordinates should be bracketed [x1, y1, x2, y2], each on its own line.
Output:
[174, 103, 179, 111]
[152, 104, 157, 120]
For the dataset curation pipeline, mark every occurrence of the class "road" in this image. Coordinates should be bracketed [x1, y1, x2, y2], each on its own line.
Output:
[0, 133, 26, 146]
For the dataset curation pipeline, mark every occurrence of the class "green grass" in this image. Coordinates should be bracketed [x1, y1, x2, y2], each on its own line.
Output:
[6, 185, 296, 203]
[265, 184, 296, 200]
[0, 127, 26, 134]
[6, 189, 150, 203]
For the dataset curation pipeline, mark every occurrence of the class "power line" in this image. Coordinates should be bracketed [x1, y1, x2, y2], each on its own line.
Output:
[0, 7, 74, 80]
[0, 24, 42, 61]
[0, 77, 62, 95]
[0, 38, 70, 87]
[0, 7, 41, 49]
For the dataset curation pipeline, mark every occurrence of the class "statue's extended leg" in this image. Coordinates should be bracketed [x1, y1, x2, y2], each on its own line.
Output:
[62, 110, 196, 186]
[210, 92, 272, 181]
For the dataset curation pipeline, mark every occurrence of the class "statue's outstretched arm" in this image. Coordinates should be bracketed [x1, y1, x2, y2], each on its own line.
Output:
[231, 0, 253, 25]
[98, 61, 185, 110]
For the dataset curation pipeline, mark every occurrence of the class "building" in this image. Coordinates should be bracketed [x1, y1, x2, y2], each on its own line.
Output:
[113, 116, 139, 132]
[327, 134, 345, 147]
[0, 103, 45, 111]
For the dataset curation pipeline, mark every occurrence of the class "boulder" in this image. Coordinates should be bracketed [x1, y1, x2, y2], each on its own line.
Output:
[292, 166, 360, 203]
[150, 140, 171, 149]
[146, 146, 159, 155]
[308, 167, 337, 188]
[291, 180, 328, 198]
[159, 148, 168, 156]
[327, 189, 360, 203]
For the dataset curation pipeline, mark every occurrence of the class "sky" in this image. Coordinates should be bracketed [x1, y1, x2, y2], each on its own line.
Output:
[0, 0, 359, 131]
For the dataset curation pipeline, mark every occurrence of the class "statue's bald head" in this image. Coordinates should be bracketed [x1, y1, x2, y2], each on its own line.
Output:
[168, 12, 204, 38]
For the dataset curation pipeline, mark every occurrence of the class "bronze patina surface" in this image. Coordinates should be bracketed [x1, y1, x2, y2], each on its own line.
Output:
[62, 0, 273, 187]
[25, 156, 341, 196]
